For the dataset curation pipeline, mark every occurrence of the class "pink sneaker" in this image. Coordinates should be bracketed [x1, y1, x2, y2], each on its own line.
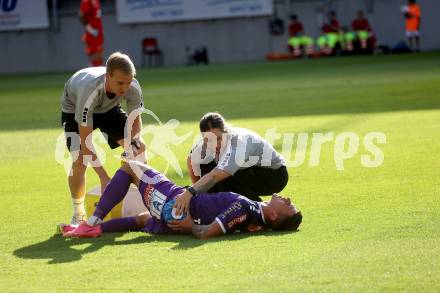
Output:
[63, 222, 102, 238]
[57, 223, 78, 234]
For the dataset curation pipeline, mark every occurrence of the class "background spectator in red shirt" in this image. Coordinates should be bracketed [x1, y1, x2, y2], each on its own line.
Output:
[287, 15, 314, 57]
[288, 14, 304, 38]
[318, 11, 341, 55]
[79, 0, 104, 66]
[351, 10, 377, 50]
[322, 11, 340, 34]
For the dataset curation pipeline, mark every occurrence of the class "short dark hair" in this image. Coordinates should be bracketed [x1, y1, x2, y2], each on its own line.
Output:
[199, 112, 227, 132]
[290, 14, 297, 20]
[271, 211, 303, 231]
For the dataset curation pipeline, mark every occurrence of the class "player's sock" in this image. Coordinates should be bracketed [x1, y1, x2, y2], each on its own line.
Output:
[93, 170, 131, 220]
[101, 217, 140, 233]
[72, 196, 86, 217]
[87, 215, 102, 226]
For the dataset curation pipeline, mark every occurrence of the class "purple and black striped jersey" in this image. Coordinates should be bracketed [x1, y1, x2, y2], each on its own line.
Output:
[138, 167, 266, 234]
[190, 193, 266, 234]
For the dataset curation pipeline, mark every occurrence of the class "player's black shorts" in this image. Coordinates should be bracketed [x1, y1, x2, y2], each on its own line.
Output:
[200, 161, 289, 202]
[61, 105, 128, 151]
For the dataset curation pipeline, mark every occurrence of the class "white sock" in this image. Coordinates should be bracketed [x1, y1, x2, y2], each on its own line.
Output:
[87, 215, 103, 226]
[72, 196, 86, 216]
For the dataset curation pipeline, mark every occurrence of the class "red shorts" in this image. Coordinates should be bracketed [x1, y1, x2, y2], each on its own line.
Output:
[82, 33, 103, 55]
[85, 44, 103, 55]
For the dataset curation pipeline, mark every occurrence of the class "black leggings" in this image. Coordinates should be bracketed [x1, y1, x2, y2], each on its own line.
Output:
[200, 162, 289, 202]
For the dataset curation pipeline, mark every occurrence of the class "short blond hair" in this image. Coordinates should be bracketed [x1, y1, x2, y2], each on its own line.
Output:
[106, 52, 136, 76]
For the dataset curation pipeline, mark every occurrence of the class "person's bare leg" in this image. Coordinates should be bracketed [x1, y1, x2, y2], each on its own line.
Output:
[135, 211, 151, 228]
[68, 152, 87, 224]
[408, 36, 414, 51]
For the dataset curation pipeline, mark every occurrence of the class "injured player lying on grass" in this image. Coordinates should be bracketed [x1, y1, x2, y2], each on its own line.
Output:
[61, 161, 302, 239]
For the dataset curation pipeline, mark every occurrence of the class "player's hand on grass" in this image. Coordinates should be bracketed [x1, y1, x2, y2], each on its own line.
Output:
[173, 190, 192, 215]
[167, 214, 193, 233]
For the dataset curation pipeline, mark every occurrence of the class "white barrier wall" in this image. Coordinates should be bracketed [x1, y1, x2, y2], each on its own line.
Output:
[0, 0, 48, 31]
[0, 12, 272, 74]
[116, 0, 273, 23]
[0, 0, 439, 74]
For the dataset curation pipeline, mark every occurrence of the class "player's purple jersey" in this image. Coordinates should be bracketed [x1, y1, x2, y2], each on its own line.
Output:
[190, 193, 266, 234]
[138, 167, 184, 234]
[137, 167, 266, 234]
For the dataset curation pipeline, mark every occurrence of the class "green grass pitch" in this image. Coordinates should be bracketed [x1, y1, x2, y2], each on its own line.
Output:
[0, 52, 439, 291]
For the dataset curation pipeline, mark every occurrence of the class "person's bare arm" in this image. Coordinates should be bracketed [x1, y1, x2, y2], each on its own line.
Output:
[174, 168, 231, 214]
[191, 221, 223, 239]
[122, 114, 146, 162]
[187, 156, 200, 184]
[192, 168, 230, 192]
[131, 115, 142, 140]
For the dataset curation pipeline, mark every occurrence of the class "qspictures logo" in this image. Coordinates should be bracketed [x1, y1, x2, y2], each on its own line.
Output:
[54, 109, 387, 184]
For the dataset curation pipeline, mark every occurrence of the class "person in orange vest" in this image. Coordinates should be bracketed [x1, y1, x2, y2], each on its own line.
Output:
[401, 0, 421, 52]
